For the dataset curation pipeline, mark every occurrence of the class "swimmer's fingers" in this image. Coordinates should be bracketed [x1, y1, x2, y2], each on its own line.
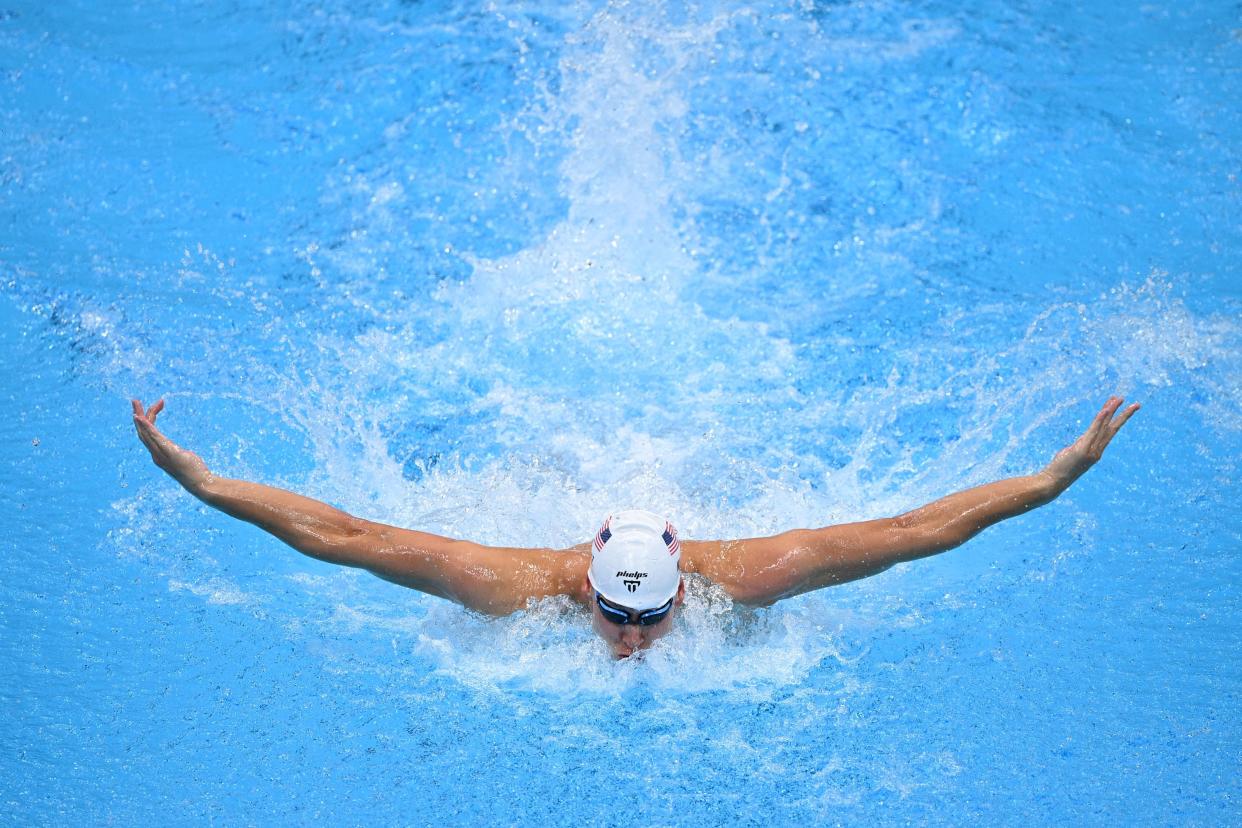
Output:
[1107, 402, 1140, 438]
[132, 398, 181, 460]
[1089, 397, 1139, 456]
[1082, 396, 1123, 457]
[131, 397, 162, 426]
[131, 402, 173, 458]
[1089, 396, 1123, 436]
[131, 398, 154, 448]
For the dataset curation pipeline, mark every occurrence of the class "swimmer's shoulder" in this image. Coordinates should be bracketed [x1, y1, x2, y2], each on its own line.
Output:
[678, 538, 727, 576]
[543, 543, 591, 604]
[553, 543, 591, 572]
[679, 537, 785, 605]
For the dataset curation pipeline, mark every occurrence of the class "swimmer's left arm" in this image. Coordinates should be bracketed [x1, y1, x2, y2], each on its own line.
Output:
[683, 396, 1140, 604]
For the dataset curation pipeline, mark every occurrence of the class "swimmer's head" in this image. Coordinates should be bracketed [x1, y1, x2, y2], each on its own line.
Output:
[586, 510, 684, 658]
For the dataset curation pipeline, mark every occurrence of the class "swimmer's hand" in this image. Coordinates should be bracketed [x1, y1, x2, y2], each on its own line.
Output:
[1040, 396, 1140, 493]
[131, 398, 213, 492]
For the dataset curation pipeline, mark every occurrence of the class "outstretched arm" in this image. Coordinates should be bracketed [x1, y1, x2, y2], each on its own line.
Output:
[681, 397, 1140, 605]
[130, 399, 584, 614]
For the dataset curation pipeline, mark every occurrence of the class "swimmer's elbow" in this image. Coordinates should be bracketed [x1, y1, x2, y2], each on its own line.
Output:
[339, 515, 373, 541]
[298, 516, 387, 566]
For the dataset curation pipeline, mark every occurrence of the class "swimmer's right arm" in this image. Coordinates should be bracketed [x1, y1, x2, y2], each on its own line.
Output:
[130, 399, 582, 615]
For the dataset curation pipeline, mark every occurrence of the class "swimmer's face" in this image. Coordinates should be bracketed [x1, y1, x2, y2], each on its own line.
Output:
[588, 578, 686, 660]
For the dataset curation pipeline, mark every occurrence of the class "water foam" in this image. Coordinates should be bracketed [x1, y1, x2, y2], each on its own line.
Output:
[105, 1, 1242, 699]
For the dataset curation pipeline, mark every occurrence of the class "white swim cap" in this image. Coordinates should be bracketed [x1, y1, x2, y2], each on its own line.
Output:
[587, 509, 682, 608]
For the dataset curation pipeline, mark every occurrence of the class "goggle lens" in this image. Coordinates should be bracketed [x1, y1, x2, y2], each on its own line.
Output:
[596, 593, 673, 627]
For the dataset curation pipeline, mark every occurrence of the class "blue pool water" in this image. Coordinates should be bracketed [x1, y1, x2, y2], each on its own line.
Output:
[2, 0, 1240, 823]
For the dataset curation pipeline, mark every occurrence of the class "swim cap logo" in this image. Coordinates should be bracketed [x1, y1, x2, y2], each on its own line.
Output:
[617, 570, 646, 592]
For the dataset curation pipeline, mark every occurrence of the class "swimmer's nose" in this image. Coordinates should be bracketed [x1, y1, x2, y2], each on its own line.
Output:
[620, 625, 643, 649]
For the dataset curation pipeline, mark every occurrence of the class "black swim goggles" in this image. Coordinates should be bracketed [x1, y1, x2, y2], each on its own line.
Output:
[595, 592, 675, 626]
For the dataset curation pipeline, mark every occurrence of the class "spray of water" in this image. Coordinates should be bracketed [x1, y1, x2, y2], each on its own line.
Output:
[100, 1, 1241, 696]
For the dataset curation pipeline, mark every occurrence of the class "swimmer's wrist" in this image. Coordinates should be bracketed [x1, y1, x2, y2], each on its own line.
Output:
[1035, 468, 1074, 499]
[178, 468, 217, 499]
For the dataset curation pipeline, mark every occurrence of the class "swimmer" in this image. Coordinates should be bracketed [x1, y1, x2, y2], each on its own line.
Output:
[131, 396, 1139, 659]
